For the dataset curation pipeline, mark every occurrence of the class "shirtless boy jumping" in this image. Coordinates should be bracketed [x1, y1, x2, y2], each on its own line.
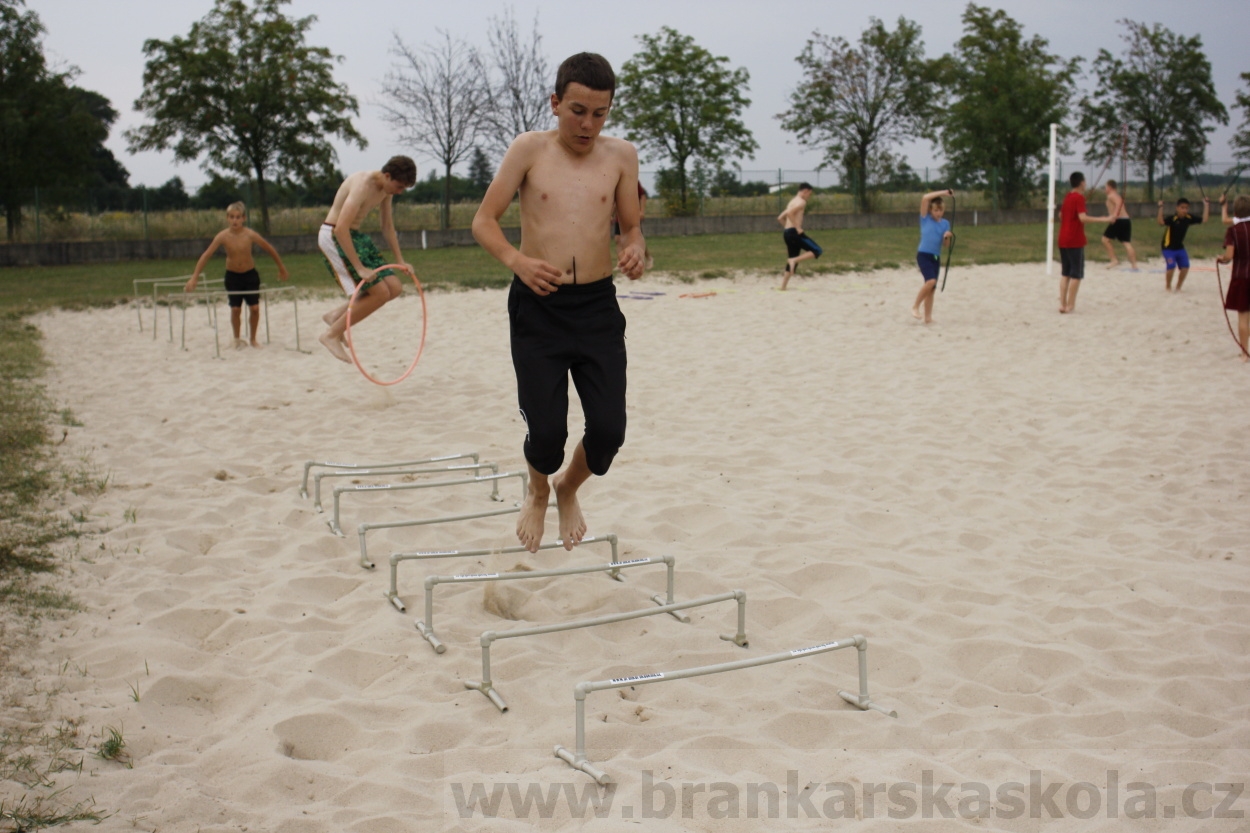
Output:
[472, 52, 646, 553]
[318, 156, 417, 362]
[778, 183, 822, 290]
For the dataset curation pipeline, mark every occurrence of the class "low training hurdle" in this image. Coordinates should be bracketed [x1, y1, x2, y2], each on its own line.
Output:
[146, 278, 222, 344]
[555, 635, 897, 784]
[133, 275, 195, 333]
[416, 555, 682, 655]
[204, 285, 307, 358]
[301, 452, 480, 498]
[386, 534, 622, 612]
[328, 470, 527, 536]
[356, 500, 552, 569]
[468, 590, 749, 712]
[311, 461, 500, 513]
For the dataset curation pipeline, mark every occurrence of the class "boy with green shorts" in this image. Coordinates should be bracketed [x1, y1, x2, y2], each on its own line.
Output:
[318, 156, 417, 362]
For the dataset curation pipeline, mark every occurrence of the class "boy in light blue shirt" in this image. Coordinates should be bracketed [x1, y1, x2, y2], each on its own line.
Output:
[912, 189, 953, 323]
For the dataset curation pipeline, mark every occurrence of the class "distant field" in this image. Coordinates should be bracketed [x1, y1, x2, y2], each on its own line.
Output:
[0, 220, 1232, 315]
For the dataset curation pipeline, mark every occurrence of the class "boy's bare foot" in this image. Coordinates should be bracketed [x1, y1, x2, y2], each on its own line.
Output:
[516, 485, 550, 553]
[923, 316, 933, 324]
[552, 472, 586, 551]
[232, 337, 246, 350]
[318, 331, 351, 363]
[911, 306, 922, 320]
[1242, 354, 1249, 364]
[1059, 305, 1068, 313]
[1107, 260, 1119, 269]
[250, 340, 262, 349]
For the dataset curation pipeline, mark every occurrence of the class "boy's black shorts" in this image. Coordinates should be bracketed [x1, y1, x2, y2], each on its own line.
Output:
[224, 268, 261, 307]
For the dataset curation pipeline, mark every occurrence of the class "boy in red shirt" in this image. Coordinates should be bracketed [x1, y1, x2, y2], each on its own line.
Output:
[1216, 195, 1250, 361]
[1057, 172, 1110, 313]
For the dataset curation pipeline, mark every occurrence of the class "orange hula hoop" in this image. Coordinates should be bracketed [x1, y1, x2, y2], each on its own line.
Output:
[344, 263, 427, 385]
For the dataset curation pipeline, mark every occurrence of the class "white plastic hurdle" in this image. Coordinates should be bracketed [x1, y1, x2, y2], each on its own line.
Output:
[416, 555, 682, 655]
[554, 635, 897, 784]
[203, 285, 307, 358]
[355, 502, 543, 570]
[300, 452, 480, 498]
[310, 461, 500, 513]
[385, 534, 622, 612]
[468, 590, 749, 712]
[327, 470, 528, 536]
[133, 275, 195, 333]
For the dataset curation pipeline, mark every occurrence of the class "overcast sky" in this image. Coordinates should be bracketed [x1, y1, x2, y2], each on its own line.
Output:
[32, 0, 1249, 190]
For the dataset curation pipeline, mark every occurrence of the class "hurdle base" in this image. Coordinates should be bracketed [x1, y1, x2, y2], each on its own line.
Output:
[327, 518, 344, 536]
[465, 679, 508, 712]
[387, 593, 406, 613]
[650, 594, 689, 623]
[415, 620, 446, 654]
[720, 632, 749, 648]
[554, 745, 610, 786]
[838, 690, 898, 719]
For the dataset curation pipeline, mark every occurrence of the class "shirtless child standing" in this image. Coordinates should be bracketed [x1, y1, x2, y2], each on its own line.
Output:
[1100, 180, 1138, 270]
[184, 202, 288, 348]
[472, 52, 645, 553]
[778, 183, 822, 290]
[318, 156, 417, 362]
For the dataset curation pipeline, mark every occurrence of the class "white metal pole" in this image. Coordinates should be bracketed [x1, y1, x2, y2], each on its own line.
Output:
[1047, 123, 1058, 275]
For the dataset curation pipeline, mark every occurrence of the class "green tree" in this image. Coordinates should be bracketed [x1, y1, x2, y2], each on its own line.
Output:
[615, 27, 758, 215]
[938, 4, 1079, 209]
[1079, 20, 1227, 201]
[1228, 72, 1250, 163]
[126, 0, 365, 233]
[0, 0, 121, 239]
[468, 147, 494, 195]
[778, 18, 936, 213]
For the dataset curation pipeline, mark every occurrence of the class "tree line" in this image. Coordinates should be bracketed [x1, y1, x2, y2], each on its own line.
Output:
[3, 0, 1249, 242]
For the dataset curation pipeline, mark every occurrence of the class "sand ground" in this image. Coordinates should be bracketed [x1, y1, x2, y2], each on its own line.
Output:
[7, 261, 1250, 832]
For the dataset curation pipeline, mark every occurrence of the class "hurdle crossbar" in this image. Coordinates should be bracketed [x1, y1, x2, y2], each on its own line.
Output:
[204, 285, 305, 357]
[468, 590, 749, 712]
[153, 278, 222, 341]
[356, 502, 548, 569]
[415, 554, 678, 655]
[328, 470, 527, 536]
[133, 275, 194, 332]
[387, 533, 621, 612]
[555, 634, 897, 784]
[312, 461, 499, 512]
[301, 452, 480, 498]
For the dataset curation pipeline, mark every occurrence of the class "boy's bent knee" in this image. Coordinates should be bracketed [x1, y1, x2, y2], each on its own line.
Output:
[583, 425, 626, 476]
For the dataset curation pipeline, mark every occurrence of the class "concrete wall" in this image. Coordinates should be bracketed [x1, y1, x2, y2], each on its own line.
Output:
[0, 203, 1161, 267]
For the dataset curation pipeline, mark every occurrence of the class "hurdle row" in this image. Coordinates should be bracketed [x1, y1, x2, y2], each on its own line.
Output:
[137, 277, 310, 357]
[299, 449, 896, 783]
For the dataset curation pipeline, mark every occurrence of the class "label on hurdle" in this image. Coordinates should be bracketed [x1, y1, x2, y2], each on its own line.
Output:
[610, 673, 664, 685]
[614, 558, 651, 566]
[421, 550, 460, 556]
[791, 641, 840, 656]
[357, 484, 391, 490]
[453, 573, 499, 580]
[325, 461, 351, 467]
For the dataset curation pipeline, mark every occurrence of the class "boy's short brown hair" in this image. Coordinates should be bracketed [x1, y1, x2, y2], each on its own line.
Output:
[226, 201, 246, 216]
[555, 52, 615, 101]
[930, 197, 944, 211]
[1234, 195, 1250, 220]
[382, 155, 417, 187]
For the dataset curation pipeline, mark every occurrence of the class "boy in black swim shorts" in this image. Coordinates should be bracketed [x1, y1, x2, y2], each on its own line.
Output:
[185, 202, 288, 349]
[473, 52, 645, 555]
[1100, 180, 1138, 270]
[778, 183, 821, 290]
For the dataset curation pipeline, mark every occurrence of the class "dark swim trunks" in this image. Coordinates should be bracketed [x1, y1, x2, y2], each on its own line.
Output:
[224, 268, 260, 307]
[783, 228, 822, 259]
[917, 252, 940, 282]
[1103, 218, 1132, 242]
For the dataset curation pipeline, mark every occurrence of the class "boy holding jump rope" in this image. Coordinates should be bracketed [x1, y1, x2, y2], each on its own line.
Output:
[184, 202, 288, 349]
[1216, 195, 1250, 361]
[1156, 195, 1210, 293]
[317, 156, 418, 363]
[912, 189, 953, 323]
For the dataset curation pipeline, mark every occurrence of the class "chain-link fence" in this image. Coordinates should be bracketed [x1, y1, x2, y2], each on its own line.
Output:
[1, 160, 1242, 246]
